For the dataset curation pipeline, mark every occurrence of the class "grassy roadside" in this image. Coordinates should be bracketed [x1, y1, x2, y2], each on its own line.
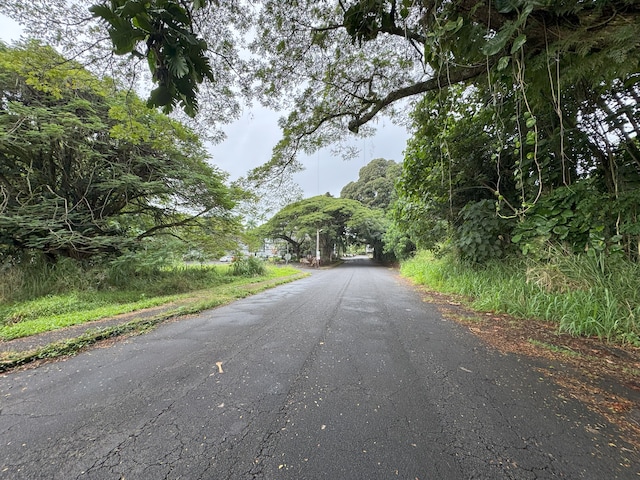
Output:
[1, 265, 307, 371]
[0, 263, 301, 340]
[400, 251, 640, 450]
[401, 250, 640, 345]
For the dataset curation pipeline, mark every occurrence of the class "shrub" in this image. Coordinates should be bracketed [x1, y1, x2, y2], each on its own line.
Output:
[454, 199, 513, 264]
[229, 256, 266, 277]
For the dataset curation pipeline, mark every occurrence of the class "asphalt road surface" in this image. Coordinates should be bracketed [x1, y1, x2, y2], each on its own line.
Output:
[1, 257, 637, 479]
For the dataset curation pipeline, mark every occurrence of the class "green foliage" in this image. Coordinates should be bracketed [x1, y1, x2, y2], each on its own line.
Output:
[340, 158, 401, 211]
[454, 200, 514, 264]
[382, 220, 415, 260]
[512, 179, 640, 260]
[229, 256, 266, 277]
[0, 41, 238, 261]
[0, 250, 229, 304]
[261, 195, 386, 259]
[391, 86, 518, 263]
[401, 250, 640, 345]
[393, 19, 640, 264]
[89, 0, 215, 116]
[343, 0, 393, 46]
[387, 197, 449, 255]
[240, 0, 640, 178]
[105, 239, 182, 285]
[0, 254, 96, 302]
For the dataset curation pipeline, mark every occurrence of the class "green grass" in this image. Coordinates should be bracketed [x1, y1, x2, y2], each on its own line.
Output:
[0, 262, 304, 341]
[0, 295, 182, 340]
[528, 339, 582, 357]
[401, 250, 640, 345]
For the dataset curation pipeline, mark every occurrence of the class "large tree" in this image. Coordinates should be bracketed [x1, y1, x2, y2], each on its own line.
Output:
[0, 41, 239, 260]
[6, 1, 639, 169]
[259, 195, 387, 260]
[340, 158, 401, 210]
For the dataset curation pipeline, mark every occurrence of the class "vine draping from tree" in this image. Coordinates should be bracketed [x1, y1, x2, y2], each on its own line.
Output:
[5, 1, 639, 177]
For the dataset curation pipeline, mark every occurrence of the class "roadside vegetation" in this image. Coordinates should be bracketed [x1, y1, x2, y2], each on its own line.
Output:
[0, 254, 302, 342]
[2, 1, 639, 358]
[402, 250, 640, 346]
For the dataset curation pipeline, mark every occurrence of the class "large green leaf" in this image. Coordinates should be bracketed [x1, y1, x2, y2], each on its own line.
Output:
[167, 52, 190, 78]
[510, 34, 527, 54]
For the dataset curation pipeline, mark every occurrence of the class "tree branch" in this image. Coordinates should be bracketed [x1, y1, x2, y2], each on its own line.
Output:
[348, 63, 488, 133]
[136, 208, 211, 239]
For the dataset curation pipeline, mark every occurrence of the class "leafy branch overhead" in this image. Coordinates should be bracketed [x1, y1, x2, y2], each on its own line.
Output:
[12, 0, 639, 171]
[247, 0, 639, 175]
[88, 1, 640, 165]
[89, 0, 215, 116]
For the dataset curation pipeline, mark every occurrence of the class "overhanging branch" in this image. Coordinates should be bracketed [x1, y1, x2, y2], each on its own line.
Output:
[348, 63, 487, 133]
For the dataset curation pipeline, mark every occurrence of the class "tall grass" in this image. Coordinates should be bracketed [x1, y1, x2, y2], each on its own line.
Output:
[228, 256, 266, 277]
[0, 254, 232, 305]
[401, 250, 640, 345]
[0, 253, 302, 340]
[0, 255, 98, 302]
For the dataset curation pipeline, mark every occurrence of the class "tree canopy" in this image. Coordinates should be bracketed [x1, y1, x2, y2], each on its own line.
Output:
[259, 195, 387, 259]
[340, 158, 401, 210]
[0, 40, 239, 260]
[1, 1, 634, 169]
[3, 1, 640, 265]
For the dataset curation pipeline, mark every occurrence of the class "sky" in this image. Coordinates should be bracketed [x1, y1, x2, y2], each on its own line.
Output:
[0, 14, 410, 198]
[208, 108, 409, 197]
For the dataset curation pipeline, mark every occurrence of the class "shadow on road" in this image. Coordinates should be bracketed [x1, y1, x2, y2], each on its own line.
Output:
[339, 255, 388, 267]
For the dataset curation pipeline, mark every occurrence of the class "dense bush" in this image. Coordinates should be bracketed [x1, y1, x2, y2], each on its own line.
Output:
[454, 200, 514, 264]
[229, 256, 266, 277]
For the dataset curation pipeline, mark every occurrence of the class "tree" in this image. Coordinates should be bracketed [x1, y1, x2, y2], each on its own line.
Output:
[340, 158, 401, 210]
[6, 1, 639, 263]
[37, 1, 632, 169]
[249, 0, 640, 177]
[394, 60, 640, 263]
[1, 0, 250, 139]
[390, 85, 516, 262]
[7, 1, 639, 172]
[259, 195, 386, 260]
[0, 41, 239, 260]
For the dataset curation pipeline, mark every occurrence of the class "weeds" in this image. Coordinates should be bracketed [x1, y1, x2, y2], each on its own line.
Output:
[229, 256, 266, 277]
[401, 250, 640, 345]
[0, 253, 302, 340]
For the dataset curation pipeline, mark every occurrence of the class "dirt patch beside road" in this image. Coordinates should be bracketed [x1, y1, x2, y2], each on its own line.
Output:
[414, 286, 640, 454]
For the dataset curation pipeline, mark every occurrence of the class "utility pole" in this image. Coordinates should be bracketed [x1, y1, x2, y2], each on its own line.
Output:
[316, 228, 322, 264]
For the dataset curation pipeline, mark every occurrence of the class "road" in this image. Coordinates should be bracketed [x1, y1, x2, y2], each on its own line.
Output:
[0, 257, 637, 479]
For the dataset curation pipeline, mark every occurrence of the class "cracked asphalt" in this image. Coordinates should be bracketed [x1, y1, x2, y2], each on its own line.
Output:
[0, 257, 638, 479]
